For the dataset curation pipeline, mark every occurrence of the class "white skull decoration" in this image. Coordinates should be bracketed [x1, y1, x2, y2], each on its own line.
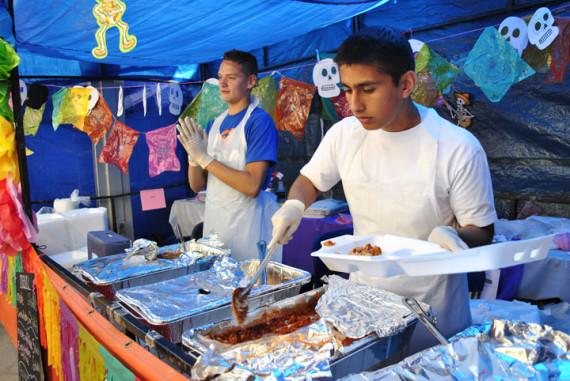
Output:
[168, 84, 183, 115]
[19, 79, 27, 106]
[313, 58, 340, 98]
[499, 16, 529, 56]
[528, 7, 559, 50]
[86, 86, 99, 114]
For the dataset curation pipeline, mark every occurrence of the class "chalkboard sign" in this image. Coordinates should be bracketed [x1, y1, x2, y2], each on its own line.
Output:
[16, 272, 44, 381]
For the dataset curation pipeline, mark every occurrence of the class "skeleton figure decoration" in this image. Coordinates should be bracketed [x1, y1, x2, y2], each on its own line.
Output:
[313, 58, 340, 98]
[499, 16, 529, 56]
[19, 79, 27, 106]
[92, 0, 137, 59]
[168, 84, 183, 115]
[454, 92, 474, 128]
[528, 7, 559, 50]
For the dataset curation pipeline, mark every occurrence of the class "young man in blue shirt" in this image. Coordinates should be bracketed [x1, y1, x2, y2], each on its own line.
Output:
[177, 50, 281, 261]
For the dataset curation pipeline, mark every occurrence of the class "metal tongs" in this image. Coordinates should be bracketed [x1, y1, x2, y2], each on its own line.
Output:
[231, 242, 280, 324]
[403, 297, 449, 345]
[175, 223, 187, 253]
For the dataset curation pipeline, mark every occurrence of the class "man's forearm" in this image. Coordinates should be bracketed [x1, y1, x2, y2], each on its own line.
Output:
[188, 165, 207, 193]
[457, 224, 494, 248]
[288, 175, 320, 208]
[205, 160, 268, 198]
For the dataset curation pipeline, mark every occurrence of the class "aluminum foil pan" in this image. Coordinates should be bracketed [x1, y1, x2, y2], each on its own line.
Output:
[341, 320, 570, 380]
[73, 241, 229, 285]
[184, 282, 420, 380]
[115, 257, 311, 325]
[317, 275, 427, 340]
[185, 290, 334, 380]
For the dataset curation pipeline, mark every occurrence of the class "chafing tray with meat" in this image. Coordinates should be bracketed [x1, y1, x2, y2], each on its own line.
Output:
[183, 276, 423, 380]
[115, 257, 311, 343]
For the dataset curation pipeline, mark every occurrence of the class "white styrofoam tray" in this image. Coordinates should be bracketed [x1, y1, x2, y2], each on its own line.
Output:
[311, 234, 554, 278]
[398, 234, 553, 276]
[311, 234, 446, 277]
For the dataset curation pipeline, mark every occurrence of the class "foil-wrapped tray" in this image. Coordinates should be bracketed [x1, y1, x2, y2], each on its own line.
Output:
[73, 242, 228, 300]
[341, 319, 570, 381]
[115, 258, 311, 343]
[183, 278, 419, 380]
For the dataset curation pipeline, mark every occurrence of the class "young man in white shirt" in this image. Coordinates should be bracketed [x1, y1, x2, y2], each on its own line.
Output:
[270, 27, 497, 352]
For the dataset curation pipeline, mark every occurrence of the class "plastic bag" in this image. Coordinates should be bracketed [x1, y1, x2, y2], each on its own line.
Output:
[275, 77, 316, 141]
[98, 120, 140, 174]
[0, 82, 12, 122]
[181, 79, 227, 129]
[251, 75, 278, 123]
[464, 27, 535, 102]
[0, 38, 19, 80]
[82, 95, 113, 144]
[412, 69, 442, 107]
[546, 18, 570, 83]
[416, 44, 459, 94]
[23, 103, 45, 136]
[0, 115, 18, 183]
[146, 124, 180, 177]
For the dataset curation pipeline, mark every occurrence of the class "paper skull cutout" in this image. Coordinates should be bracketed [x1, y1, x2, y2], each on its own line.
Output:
[86, 86, 99, 114]
[313, 58, 340, 98]
[528, 7, 559, 50]
[499, 16, 529, 55]
[168, 84, 183, 115]
[19, 79, 27, 106]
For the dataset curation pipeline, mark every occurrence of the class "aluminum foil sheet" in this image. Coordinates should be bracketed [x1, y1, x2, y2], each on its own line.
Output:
[186, 290, 334, 380]
[191, 319, 334, 380]
[125, 238, 159, 260]
[340, 320, 570, 381]
[115, 257, 309, 324]
[73, 240, 228, 285]
[317, 275, 428, 340]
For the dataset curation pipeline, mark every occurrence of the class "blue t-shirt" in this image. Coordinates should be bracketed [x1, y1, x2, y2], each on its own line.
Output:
[206, 106, 278, 188]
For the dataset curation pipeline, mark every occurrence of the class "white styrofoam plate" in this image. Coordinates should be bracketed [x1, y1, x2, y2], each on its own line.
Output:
[398, 234, 553, 276]
[311, 235, 447, 277]
[312, 234, 554, 278]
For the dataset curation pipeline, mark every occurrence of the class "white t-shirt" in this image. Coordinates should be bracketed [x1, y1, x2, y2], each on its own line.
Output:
[301, 105, 497, 231]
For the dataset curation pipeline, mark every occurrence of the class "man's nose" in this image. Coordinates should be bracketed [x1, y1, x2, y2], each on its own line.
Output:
[348, 92, 365, 113]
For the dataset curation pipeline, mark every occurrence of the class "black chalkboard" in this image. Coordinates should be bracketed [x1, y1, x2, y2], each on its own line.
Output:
[16, 272, 44, 381]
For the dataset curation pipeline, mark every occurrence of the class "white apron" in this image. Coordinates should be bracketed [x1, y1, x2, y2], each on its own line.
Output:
[344, 109, 470, 353]
[203, 98, 281, 262]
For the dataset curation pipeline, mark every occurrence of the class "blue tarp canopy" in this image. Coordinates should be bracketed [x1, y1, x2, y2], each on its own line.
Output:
[7, 0, 387, 72]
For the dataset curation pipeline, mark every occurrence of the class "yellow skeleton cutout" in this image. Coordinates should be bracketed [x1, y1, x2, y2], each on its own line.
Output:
[92, 0, 137, 59]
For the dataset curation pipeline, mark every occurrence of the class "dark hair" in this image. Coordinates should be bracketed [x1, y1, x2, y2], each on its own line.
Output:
[335, 27, 415, 85]
[222, 49, 258, 77]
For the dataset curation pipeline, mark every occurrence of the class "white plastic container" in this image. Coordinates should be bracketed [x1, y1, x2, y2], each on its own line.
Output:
[312, 234, 554, 278]
[311, 234, 446, 277]
[398, 234, 553, 276]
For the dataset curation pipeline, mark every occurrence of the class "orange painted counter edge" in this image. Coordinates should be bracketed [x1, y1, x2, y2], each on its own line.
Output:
[0, 293, 17, 347]
[41, 258, 191, 381]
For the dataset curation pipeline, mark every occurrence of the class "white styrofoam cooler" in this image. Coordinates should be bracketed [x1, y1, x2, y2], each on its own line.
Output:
[311, 234, 553, 278]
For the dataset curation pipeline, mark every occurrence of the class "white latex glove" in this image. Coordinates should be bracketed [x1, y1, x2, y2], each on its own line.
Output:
[269, 199, 305, 247]
[176, 116, 213, 169]
[428, 226, 469, 252]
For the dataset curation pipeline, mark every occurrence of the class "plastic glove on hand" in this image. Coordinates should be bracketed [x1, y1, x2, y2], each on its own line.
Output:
[270, 199, 305, 246]
[176, 117, 213, 168]
[428, 226, 469, 252]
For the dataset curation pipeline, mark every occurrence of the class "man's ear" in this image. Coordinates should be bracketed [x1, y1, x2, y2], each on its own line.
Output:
[400, 70, 417, 99]
[247, 74, 257, 90]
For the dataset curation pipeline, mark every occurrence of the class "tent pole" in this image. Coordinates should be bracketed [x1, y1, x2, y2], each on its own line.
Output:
[7, 0, 33, 221]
